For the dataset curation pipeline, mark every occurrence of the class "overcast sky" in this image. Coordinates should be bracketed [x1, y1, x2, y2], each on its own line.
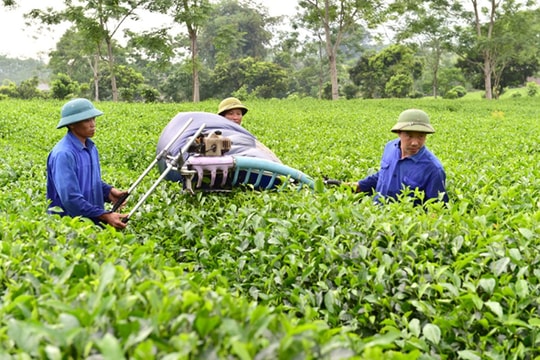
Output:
[0, 0, 298, 61]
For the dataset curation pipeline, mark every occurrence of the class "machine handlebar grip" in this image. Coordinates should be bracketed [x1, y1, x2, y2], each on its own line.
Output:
[323, 179, 342, 186]
[111, 192, 130, 212]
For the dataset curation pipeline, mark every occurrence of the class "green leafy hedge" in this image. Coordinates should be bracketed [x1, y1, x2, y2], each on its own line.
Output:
[0, 98, 539, 359]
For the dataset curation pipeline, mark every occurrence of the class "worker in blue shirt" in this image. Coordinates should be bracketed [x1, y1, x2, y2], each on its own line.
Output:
[350, 109, 448, 205]
[47, 98, 128, 229]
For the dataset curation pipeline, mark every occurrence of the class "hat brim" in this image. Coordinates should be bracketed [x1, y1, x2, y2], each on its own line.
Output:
[391, 123, 435, 134]
[218, 105, 248, 116]
[57, 108, 104, 129]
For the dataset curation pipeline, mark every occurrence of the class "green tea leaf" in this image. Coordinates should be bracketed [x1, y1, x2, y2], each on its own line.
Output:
[490, 257, 510, 276]
[422, 323, 441, 345]
[408, 318, 421, 338]
[231, 340, 251, 360]
[96, 333, 125, 360]
[478, 278, 496, 294]
[45, 345, 62, 360]
[485, 301, 504, 319]
[515, 279, 529, 298]
[518, 228, 534, 240]
[458, 350, 481, 360]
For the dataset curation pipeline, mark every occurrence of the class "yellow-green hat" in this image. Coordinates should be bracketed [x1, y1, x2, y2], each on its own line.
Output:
[391, 109, 435, 134]
[57, 98, 103, 129]
[217, 97, 248, 116]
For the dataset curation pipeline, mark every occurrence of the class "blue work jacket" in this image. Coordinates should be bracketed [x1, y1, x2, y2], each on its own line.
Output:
[358, 139, 448, 204]
[47, 131, 112, 222]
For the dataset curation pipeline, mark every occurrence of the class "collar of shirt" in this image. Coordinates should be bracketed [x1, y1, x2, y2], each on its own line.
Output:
[395, 140, 426, 163]
[67, 131, 95, 151]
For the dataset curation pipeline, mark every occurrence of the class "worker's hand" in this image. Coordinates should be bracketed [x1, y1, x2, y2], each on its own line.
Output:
[323, 177, 360, 192]
[109, 188, 128, 209]
[343, 182, 360, 192]
[99, 212, 128, 230]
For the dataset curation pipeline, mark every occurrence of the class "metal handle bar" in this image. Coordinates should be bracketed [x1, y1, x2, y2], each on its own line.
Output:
[111, 118, 194, 212]
[122, 123, 206, 222]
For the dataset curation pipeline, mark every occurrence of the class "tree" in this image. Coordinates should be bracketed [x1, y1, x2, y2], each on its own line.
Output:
[0, 55, 49, 85]
[50, 73, 80, 99]
[212, 57, 288, 99]
[149, 0, 212, 102]
[389, 0, 462, 98]
[297, 0, 384, 100]
[99, 64, 145, 101]
[0, 80, 18, 99]
[270, 30, 327, 98]
[124, 28, 176, 92]
[198, 0, 276, 69]
[270, 22, 372, 99]
[349, 44, 423, 98]
[27, 0, 151, 102]
[159, 60, 194, 102]
[385, 73, 414, 98]
[17, 76, 42, 99]
[427, 62, 467, 97]
[456, 50, 540, 96]
[454, 0, 539, 99]
[48, 28, 99, 88]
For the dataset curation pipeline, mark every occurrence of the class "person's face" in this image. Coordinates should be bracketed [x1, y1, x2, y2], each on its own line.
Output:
[69, 118, 96, 143]
[398, 131, 426, 158]
[223, 108, 244, 125]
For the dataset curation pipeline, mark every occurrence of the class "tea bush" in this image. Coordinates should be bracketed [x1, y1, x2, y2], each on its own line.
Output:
[0, 97, 539, 358]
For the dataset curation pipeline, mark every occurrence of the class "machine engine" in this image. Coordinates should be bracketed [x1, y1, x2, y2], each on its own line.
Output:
[183, 130, 235, 192]
[188, 130, 232, 156]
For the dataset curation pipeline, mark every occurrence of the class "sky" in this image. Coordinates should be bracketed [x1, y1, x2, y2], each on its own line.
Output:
[0, 0, 299, 61]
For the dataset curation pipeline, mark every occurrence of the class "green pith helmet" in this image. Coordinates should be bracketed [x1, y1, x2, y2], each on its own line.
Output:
[57, 98, 103, 129]
[217, 97, 248, 116]
[391, 109, 435, 134]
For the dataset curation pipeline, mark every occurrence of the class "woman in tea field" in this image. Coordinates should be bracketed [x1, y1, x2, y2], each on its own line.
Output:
[217, 97, 281, 163]
[157, 111, 282, 183]
[46, 98, 128, 229]
[217, 97, 248, 126]
[348, 109, 448, 205]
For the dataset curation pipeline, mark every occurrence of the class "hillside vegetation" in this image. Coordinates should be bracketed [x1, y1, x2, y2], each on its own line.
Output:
[0, 98, 539, 358]
[0, 55, 49, 84]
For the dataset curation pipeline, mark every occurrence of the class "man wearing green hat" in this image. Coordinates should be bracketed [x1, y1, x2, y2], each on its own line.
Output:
[217, 97, 249, 126]
[46, 98, 128, 229]
[351, 109, 448, 204]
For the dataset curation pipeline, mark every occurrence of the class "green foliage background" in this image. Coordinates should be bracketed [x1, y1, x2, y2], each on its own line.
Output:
[0, 98, 539, 358]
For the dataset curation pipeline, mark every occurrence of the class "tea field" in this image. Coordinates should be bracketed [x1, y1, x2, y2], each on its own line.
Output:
[0, 97, 539, 359]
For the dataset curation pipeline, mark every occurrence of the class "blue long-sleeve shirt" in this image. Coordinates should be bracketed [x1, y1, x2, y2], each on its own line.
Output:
[47, 131, 112, 222]
[358, 139, 448, 204]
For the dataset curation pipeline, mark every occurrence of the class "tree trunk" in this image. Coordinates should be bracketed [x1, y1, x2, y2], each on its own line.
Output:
[89, 54, 100, 101]
[432, 70, 438, 98]
[329, 52, 339, 100]
[190, 29, 200, 103]
[492, 59, 510, 100]
[322, 0, 339, 100]
[483, 51, 493, 100]
[432, 43, 441, 98]
[318, 42, 324, 99]
[106, 38, 118, 102]
[472, 0, 496, 100]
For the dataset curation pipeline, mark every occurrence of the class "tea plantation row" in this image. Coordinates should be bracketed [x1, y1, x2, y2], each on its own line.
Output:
[0, 98, 539, 359]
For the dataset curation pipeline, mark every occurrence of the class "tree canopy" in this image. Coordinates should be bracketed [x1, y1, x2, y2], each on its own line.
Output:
[2, 0, 539, 101]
